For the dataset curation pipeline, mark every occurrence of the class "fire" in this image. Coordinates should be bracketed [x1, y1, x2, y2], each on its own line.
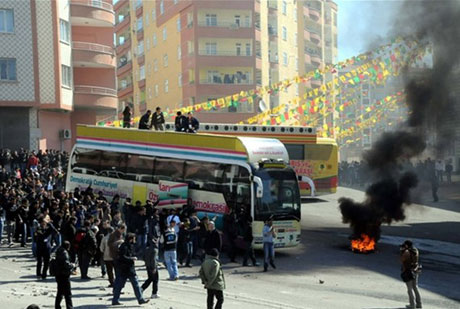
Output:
[351, 234, 376, 253]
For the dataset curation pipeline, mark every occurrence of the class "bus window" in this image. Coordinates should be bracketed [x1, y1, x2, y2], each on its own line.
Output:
[285, 144, 305, 160]
[122, 154, 154, 183]
[72, 148, 101, 175]
[184, 161, 220, 190]
[99, 151, 127, 179]
[154, 158, 185, 182]
[305, 144, 333, 160]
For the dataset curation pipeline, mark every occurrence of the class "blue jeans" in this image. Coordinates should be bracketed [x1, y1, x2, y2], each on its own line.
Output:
[164, 250, 179, 279]
[51, 233, 61, 253]
[185, 241, 193, 266]
[263, 242, 275, 268]
[0, 217, 4, 244]
[112, 273, 144, 304]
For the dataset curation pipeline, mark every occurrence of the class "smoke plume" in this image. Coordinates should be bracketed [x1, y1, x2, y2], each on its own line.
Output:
[340, 0, 460, 241]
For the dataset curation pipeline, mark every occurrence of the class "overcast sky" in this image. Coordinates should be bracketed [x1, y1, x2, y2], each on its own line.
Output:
[336, 0, 404, 61]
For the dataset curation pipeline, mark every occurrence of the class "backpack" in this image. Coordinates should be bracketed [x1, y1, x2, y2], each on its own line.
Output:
[73, 230, 86, 251]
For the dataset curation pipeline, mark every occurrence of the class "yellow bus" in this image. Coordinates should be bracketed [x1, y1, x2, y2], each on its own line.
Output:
[164, 123, 338, 196]
[66, 125, 303, 249]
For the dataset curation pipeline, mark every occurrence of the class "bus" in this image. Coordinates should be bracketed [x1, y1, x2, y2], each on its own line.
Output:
[66, 125, 303, 249]
[165, 123, 338, 196]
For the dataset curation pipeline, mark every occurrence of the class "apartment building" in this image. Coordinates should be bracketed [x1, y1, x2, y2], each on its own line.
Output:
[0, 0, 117, 151]
[115, 0, 337, 124]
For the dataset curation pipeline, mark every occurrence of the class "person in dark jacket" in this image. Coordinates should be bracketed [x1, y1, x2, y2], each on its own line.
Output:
[141, 244, 159, 299]
[132, 206, 148, 258]
[61, 217, 77, 263]
[241, 212, 258, 266]
[112, 233, 149, 306]
[151, 107, 165, 131]
[174, 111, 187, 132]
[122, 106, 132, 128]
[185, 112, 199, 133]
[35, 217, 55, 279]
[54, 241, 74, 309]
[138, 110, 151, 130]
[204, 221, 222, 255]
[76, 220, 97, 280]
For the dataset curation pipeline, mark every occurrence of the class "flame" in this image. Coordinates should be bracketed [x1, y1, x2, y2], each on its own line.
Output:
[351, 234, 376, 252]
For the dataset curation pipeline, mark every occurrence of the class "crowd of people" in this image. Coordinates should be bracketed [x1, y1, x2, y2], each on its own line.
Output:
[339, 158, 455, 202]
[0, 148, 279, 308]
[122, 105, 200, 133]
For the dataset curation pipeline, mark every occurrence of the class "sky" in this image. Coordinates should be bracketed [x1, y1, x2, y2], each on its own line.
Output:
[336, 0, 404, 61]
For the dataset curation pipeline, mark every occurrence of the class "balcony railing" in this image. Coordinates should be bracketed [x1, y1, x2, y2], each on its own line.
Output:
[200, 78, 253, 85]
[72, 0, 113, 12]
[74, 85, 117, 96]
[117, 60, 132, 69]
[117, 83, 133, 91]
[198, 50, 252, 57]
[73, 41, 114, 55]
[197, 20, 251, 28]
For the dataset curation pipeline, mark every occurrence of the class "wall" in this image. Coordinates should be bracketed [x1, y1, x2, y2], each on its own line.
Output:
[0, 107, 30, 150]
[38, 110, 72, 151]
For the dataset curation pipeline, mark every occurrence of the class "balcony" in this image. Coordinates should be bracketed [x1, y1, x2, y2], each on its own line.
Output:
[196, 21, 253, 38]
[115, 37, 131, 54]
[196, 51, 254, 67]
[309, 7, 321, 21]
[113, 0, 128, 11]
[115, 15, 130, 33]
[74, 85, 118, 110]
[117, 60, 132, 76]
[72, 41, 115, 68]
[310, 32, 321, 45]
[117, 83, 133, 97]
[311, 55, 322, 67]
[198, 50, 252, 57]
[70, 0, 115, 27]
[311, 79, 322, 88]
[199, 78, 253, 85]
[138, 79, 145, 89]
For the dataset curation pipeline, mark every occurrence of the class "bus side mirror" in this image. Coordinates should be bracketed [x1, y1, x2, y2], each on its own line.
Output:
[253, 176, 263, 198]
[298, 176, 316, 197]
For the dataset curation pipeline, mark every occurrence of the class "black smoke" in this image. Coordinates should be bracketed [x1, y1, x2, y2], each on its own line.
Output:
[339, 0, 460, 241]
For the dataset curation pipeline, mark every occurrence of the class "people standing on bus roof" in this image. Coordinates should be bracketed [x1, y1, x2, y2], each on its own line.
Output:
[185, 112, 199, 133]
[122, 106, 132, 128]
[151, 107, 165, 131]
[138, 110, 151, 130]
[263, 217, 277, 272]
[175, 111, 187, 132]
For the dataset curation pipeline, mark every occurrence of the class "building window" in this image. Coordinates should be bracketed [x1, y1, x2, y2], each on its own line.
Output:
[283, 52, 288, 66]
[205, 42, 217, 55]
[293, 7, 297, 22]
[234, 15, 240, 27]
[147, 63, 151, 76]
[164, 79, 169, 93]
[236, 43, 241, 56]
[153, 33, 157, 47]
[137, 18, 143, 32]
[176, 18, 181, 32]
[245, 43, 251, 56]
[0, 58, 16, 81]
[282, 26, 287, 41]
[177, 45, 182, 60]
[146, 38, 150, 50]
[282, 1, 287, 15]
[160, 0, 164, 15]
[59, 19, 70, 43]
[139, 65, 145, 80]
[207, 70, 219, 83]
[163, 54, 168, 67]
[205, 14, 217, 26]
[294, 33, 298, 46]
[148, 87, 152, 99]
[162, 27, 167, 41]
[137, 40, 144, 56]
[61, 64, 72, 87]
[0, 9, 14, 33]
[152, 8, 156, 21]
[173, 0, 178, 4]
[154, 84, 159, 96]
[244, 15, 250, 27]
[178, 73, 182, 87]
[145, 14, 149, 26]
[153, 59, 158, 72]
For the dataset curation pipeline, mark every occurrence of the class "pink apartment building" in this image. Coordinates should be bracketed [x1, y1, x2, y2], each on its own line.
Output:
[0, 0, 117, 151]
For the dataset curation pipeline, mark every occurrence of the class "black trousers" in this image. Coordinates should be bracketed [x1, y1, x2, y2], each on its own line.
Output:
[36, 247, 50, 278]
[242, 241, 257, 265]
[55, 275, 73, 309]
[207, 289, 224, 309]
[78, 252, 91, 278]
[141, 267, 159, 295]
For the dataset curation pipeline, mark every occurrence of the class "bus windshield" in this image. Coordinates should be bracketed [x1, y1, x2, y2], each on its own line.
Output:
[254, 168, 301, 222]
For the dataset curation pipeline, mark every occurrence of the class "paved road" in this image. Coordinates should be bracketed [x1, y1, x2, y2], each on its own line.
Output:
[0, 187, 459, 308]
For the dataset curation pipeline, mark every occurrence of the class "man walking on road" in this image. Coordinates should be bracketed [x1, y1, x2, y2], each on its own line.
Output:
[400, 240, 422, 309]
[54, 241, 74, 309]
[200, 248, 225, 309]
[163, 221, 179, 280]
[112, 233, 149, 306]
[263, 218, 276, 272]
